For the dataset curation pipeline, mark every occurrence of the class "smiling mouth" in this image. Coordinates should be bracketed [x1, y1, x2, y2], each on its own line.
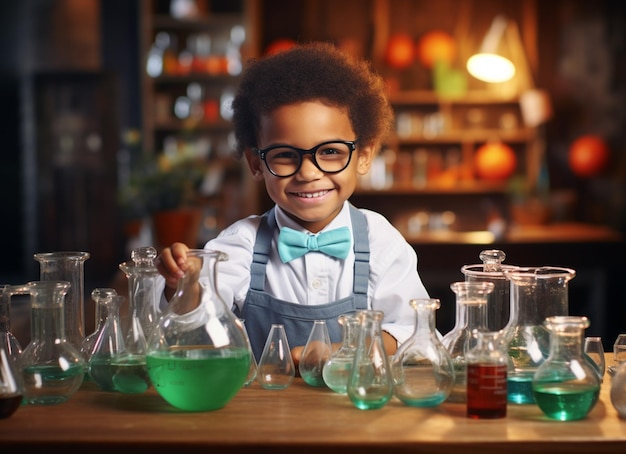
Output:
[293, 190, 330, 198]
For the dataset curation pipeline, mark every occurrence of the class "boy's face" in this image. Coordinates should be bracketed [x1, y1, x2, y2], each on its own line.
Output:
[246, 101, 374, 233]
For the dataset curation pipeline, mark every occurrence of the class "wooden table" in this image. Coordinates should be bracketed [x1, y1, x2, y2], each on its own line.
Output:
[1, 377, 626, 453]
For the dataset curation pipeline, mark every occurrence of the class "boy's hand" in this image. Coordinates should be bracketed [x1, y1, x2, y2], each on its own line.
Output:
[156, 242, 191, 298]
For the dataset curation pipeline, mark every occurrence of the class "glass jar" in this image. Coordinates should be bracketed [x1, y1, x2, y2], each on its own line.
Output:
[391, 298, 454, 407]
[322, 313, 359, 394]
[532, 316, 600, 421]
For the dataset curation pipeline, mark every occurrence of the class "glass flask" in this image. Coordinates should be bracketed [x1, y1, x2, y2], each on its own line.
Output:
[257, 324, 295, 389]
[322, 312, 359, 394]
[239, 319, 257, 387]
[441, 281, 494, 403]
[0, 285, 23, 361]
[146, 249, 250, 411]
[609, 334, 626, 377]
[299, 320, 332, 387]
[114, 247, 160, 394]
[584, 336, 605, 380]
[461, 249, 518, 332]
[347, 310, 393, 410]
[88, 295, 126, 392]
[504, 266, 575, 405]
[9, 281, 84, 405]
[532, 316, 600, 421]
[391, 298, 455, 407]
[34, 251, 90, 351]
[610, 361, 626, 418]
[466, 330, 508, 419]
[0, 345, 23, 418]
[80, 288, 118, 381]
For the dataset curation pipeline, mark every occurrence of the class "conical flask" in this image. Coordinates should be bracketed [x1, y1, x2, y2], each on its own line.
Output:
[80, 288, 118, 381]
[347, 310, 393, 410]
[322, 312, 359, 394]
[146, 249, 250, 411]
[34, 251, 90, 352]
[503, 266, 575, 405]
[257, 324, 295, 389]
[0, 345, 23, 418]
[461, 249, 518, 332]
[0, 285, 23, 361]
[8, 281, 84, 405]
[392, 298, 455, 407]
[299, 320, 332, 387]
[114, 247, 160, 394]
[533, 316, 600, 421]
[441, 281, 494, 403]
[239, 319, 257, 387]
[87, 295, 126, 392]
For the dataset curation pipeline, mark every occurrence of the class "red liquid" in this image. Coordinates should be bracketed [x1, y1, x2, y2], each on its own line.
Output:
[467, 363, 507, 419]
[0, 394, 23, 419]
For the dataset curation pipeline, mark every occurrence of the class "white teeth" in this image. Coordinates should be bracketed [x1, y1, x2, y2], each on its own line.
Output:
[296, 190, 328, 198]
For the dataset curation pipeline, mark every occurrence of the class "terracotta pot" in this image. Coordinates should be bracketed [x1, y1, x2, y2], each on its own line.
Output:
[152, 208, 203, 248]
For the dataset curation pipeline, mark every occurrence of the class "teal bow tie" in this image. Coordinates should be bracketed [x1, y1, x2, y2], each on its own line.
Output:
[277, 226, 352, 263]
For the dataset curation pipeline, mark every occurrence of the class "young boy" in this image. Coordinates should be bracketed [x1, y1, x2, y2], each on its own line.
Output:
[156, 42, 430, 363]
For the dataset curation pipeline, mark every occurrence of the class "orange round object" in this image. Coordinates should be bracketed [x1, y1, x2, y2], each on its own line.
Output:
[474, 142, 517, 180]
[385, 33, 415, 69]
[265, 39, 297, 56]
[568, 135, 609, 178]
[416, 30, 456, 68]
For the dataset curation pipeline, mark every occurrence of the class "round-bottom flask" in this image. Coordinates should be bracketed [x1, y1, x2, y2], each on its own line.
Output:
[392, 298, 454, 407]
[532, 316, 600, 421]
[322, 313, 358, 394]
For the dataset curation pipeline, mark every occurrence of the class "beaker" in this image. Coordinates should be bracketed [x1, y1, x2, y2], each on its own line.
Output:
[146, 249, 250, 411]
[322, 312, 359, 394]
[0, 285, 23, 361]
[115, 247, 160, 394]
[347, 310, 393, 410]
[391, 298, 455, 407]
[441, 281, 494, 403]
[532, 316, 600, 421]
[34, 251, 90, 351]
[8, 281, 84, 405]
[257, 324, 295, 389]
[299, 320, 332, 387]
[461, 249, 518, 332]
[503, 266, 575, 405]
[88, 295, 126, 392]
[80, 288, 118, 381]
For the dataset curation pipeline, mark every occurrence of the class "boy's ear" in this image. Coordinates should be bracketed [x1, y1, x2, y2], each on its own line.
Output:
[356, 144, 376, 175]
[245, 148, 265, 181]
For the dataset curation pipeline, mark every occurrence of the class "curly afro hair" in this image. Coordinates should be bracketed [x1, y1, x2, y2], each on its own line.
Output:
[231, 41, 393, 158]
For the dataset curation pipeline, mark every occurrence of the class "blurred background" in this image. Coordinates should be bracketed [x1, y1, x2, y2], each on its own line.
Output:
[1, 0, 624, 344]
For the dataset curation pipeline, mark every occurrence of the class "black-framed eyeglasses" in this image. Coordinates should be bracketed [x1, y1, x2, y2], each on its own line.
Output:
[253, 140, 357, 177]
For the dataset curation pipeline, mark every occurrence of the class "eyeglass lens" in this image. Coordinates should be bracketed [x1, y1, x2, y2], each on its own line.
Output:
[264, 142, 353, 176]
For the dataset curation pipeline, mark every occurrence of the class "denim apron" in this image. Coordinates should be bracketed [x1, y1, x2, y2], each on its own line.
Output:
[241, 205, 369, 361]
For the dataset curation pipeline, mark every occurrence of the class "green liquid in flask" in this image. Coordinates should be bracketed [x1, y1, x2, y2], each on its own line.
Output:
[111, 355, 150, 394]
[22, 363, 84, 405]
[507, 373, 535, 404]
[533, 383, 600, 421]
[88, 357, 117, 391]
[147, 347, 249, 411]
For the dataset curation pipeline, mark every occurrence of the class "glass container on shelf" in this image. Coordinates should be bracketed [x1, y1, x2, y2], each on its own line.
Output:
[503, 266, 575, 405]
[391, 298, 455, 407]
[441, 281, 494, 403]
[146, 250, 250, 411]
[532, 316, 600, 421]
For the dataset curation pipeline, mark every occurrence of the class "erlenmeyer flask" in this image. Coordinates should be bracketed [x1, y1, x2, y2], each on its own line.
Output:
[441, 281, 494, 403]
[461, 249, 518, 332]
[0, 345, 23, 418]
[532, 316, 600, 421]
[504, 266, 575, 405]
[114, 247, 159, 394]
[80, 288, 118, 381]
[0, 285, 22, 361]
[392, 298, 455, 407]
[239, 319, 257, 387]
[257, 324, 295, 389]
[9, 281, 84, 405]
[299, 320, 332, 387]
[34, 251, 90, 351]
[347, 310, 393, 410]
[146, 249, 250, 411]
[322, 312, 358, 394]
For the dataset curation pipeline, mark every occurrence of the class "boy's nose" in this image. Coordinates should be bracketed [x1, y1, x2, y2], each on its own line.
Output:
[296, 156, 323, 179]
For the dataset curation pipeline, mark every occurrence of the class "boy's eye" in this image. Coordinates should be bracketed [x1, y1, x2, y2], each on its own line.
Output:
[270, 149, 298, 160]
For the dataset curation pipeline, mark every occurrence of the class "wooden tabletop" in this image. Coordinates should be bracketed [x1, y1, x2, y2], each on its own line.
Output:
[1, 376, 626, 453]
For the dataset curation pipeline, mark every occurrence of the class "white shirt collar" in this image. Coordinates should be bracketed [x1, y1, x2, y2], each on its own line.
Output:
[273, 202, 352, 234]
